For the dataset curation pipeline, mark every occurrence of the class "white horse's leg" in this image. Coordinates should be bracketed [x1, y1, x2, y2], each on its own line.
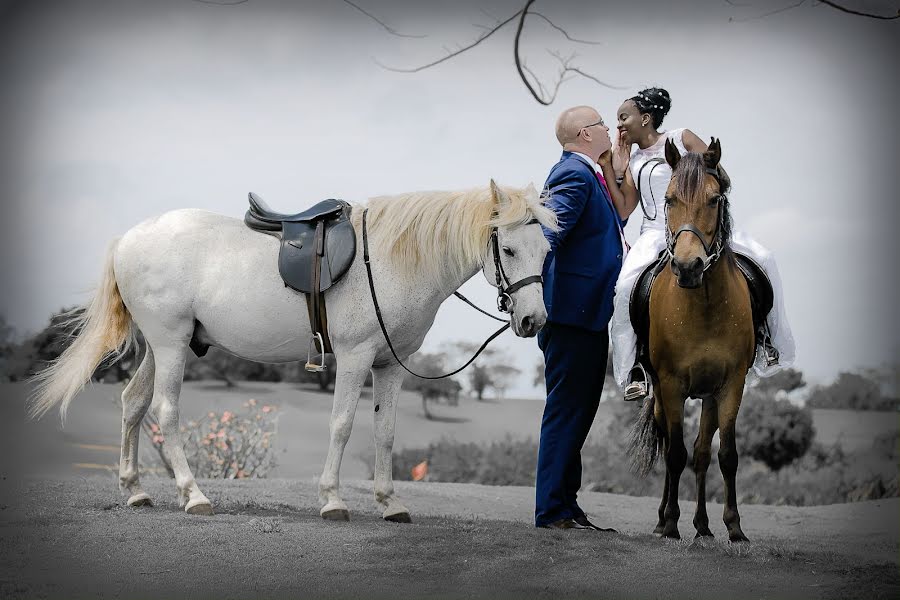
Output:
[318, 353, 373, 520]
[119, 347, 155, 507]
[371, 363, 411, 523]
[150, 343, 213, 515]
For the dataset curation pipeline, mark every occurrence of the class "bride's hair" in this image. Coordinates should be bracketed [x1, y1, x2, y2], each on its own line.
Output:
[630, 87, 671, 128]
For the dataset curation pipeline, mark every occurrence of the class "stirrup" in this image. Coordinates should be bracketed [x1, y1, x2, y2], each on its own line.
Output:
[763, 343, 780, 368]
[624, 363, 653, 402]
[305, 333, 327, 372]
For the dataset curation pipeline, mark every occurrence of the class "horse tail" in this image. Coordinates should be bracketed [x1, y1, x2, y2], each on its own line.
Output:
[628, 394, 663, 477]
[27, 238, 136, 422]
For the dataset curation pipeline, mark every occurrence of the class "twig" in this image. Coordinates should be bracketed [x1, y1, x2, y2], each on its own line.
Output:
[729, 0, 807, 22]
[376, 6, 524, 72]
[817, 0, 900, 20]
[342, 0, 427, 38]
[189, 0, 249, 5]
[530, 11, 604, 44]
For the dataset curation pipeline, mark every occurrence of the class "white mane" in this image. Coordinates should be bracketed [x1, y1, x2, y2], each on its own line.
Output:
[359, 184, 557, 285]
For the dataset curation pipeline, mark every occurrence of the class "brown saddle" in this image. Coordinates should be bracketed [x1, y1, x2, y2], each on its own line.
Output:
[244, 192, 356, 369]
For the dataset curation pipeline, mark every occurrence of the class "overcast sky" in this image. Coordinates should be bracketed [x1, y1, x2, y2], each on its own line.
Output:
[1, 0, 897, 398]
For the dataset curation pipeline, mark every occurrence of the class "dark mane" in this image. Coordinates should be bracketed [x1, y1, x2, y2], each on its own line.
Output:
[672, 153, 733, 245]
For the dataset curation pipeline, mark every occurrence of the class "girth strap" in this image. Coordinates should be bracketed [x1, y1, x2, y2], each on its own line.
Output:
[306, 220, 332, 353]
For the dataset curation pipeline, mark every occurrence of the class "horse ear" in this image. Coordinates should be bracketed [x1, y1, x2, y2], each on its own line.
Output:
[664, 139, 681, 169]
[490, 179, 509, 206]
[524, 182, 537, 198]
[704, 137, 722, 169]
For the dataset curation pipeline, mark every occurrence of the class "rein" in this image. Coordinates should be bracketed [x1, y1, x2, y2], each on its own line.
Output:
[361, 209, 542, 380]
[664, 166, 727, 273]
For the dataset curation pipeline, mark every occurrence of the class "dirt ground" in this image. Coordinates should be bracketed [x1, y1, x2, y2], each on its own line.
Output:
[0, 475, 897, 600]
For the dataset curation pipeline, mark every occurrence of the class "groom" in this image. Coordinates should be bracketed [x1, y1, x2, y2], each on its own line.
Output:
[536, 105, 625, 530]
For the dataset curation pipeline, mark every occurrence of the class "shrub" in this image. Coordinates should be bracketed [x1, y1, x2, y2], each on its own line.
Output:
[142, 398, 279, 479]
[738, 390, 815, 471]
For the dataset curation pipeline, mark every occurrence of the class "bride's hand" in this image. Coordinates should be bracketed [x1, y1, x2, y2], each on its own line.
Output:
[612, 130, 630, 178]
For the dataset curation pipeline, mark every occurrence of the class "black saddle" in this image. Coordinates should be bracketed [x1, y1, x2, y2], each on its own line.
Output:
[630, 251, 774, 357]
[244, 192, 357, 362]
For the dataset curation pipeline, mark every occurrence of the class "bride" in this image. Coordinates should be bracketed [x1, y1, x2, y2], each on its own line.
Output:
[598, 87, 795, 400]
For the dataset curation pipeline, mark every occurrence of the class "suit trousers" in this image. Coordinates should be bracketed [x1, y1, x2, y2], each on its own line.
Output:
[535, 322, 608, 527]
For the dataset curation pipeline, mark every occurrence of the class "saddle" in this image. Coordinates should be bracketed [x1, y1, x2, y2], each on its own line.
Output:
[244, 192, 357, 370]
[630, 251, 775, 362]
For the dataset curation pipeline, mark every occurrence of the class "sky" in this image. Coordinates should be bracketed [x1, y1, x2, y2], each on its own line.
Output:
[0, 0, 898, 398]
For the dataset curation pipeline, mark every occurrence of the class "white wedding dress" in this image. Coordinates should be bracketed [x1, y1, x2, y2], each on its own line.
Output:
[609, 129, 796, 387]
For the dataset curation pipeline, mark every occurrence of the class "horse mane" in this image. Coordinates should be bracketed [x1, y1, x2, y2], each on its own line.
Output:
[361, 185, 557, 284]
[672, 153, 733, 244]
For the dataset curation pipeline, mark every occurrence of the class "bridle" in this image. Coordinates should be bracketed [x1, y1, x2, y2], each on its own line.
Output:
[489, 219, 544, 313]
[362, 209, 544, 380]
[664, 166, 727, 274]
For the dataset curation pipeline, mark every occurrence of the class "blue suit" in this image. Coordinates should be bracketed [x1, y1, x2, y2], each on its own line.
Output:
[535, 151, 624, 527]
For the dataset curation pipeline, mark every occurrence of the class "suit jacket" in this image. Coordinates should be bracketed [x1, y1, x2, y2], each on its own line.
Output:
[541, 151, 625, 332]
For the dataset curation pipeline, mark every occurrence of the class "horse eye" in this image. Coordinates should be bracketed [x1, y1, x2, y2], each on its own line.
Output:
[708, 195, 722, 207]
[502, 246, 515, 257]
[664, 196, 675, 206]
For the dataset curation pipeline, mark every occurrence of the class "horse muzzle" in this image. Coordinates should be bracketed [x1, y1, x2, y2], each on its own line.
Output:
[671, 256, 705, 289]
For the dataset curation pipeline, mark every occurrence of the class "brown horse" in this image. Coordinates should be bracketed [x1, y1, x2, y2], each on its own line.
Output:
[630, 138, 756, 542]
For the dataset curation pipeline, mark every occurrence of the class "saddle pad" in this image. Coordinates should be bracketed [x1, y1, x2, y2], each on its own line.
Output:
[734, 252, 774, 335]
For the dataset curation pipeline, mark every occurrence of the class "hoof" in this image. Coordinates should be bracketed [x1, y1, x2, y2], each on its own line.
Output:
[661, 525, 681, 540]
[185, 500, 214, 516]
[127, 493, 153, 508]
[321, 508, 350, 521]
[728, 531, 750, 543]
[695, 528, 714, 539]
[383, 511, 412, 524]
[653, 524, 665, 535]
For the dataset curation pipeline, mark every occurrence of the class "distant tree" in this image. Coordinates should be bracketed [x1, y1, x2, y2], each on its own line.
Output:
[807, 371, 899, 411]
[0, 314, 15, 380]
[740, 390, 815, 471]
[489, 363, 521, 399]
[401, 352, 462, 419]
[751, 367, 806, 395]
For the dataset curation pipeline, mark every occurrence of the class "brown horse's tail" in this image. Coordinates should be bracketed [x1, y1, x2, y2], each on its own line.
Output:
[628, 395, 663, 476]
[27, 238, 136, 423]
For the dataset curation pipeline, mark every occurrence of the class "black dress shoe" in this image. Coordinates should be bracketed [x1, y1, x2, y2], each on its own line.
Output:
[540, 518, 592, 530]
[574, 515, 618, 533]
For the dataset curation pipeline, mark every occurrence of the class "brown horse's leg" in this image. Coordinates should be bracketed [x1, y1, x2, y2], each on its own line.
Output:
[652, 386, 668, 535]
[659, 379, 686, 540]
[654, 469, 669, 535]
[692, 398, 718, 538]
[718, 382, 750, 542]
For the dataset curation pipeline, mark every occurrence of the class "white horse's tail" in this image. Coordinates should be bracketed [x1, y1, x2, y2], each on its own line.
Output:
[27, 238, 136, 422]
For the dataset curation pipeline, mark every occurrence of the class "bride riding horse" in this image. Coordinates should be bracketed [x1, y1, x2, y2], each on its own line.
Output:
[28, 181, 556, 522]
[630, 139, 756, 542]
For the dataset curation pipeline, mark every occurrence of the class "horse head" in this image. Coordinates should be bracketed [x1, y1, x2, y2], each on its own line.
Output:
[482, 180, 551, 337]
[663, 137, 731, 288]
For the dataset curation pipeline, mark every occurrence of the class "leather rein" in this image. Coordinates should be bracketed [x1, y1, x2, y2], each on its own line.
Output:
[664, 166, 727, 273]
[362, 209, 543, 380]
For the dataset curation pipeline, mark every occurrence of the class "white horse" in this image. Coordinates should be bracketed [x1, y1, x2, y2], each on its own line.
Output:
[28, 181, 556, 522]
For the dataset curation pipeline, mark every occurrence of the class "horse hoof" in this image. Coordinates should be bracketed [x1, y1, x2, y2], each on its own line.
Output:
[728, 531, 750, 543]
[383, 511, 412, 524]
[653, 524, 665, 535]
[321, 508, 350, 521]
[185, 501, 214, 516]
[695, 530, 714, 539]
[127, 493, 153, 508]
[661, 526, 681, 540]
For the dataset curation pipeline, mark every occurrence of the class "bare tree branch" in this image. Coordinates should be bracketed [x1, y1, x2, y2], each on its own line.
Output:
[729, 0, 807, 22]
[377, 6, 524, 73]
[190, 0, 249, 5]
[342, 0, 427, 38]
[817, 0, 900, 20]
[529, 11, 604, 45]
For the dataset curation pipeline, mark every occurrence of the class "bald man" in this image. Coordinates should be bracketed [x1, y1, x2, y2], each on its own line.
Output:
[536, 106, 625, 530]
